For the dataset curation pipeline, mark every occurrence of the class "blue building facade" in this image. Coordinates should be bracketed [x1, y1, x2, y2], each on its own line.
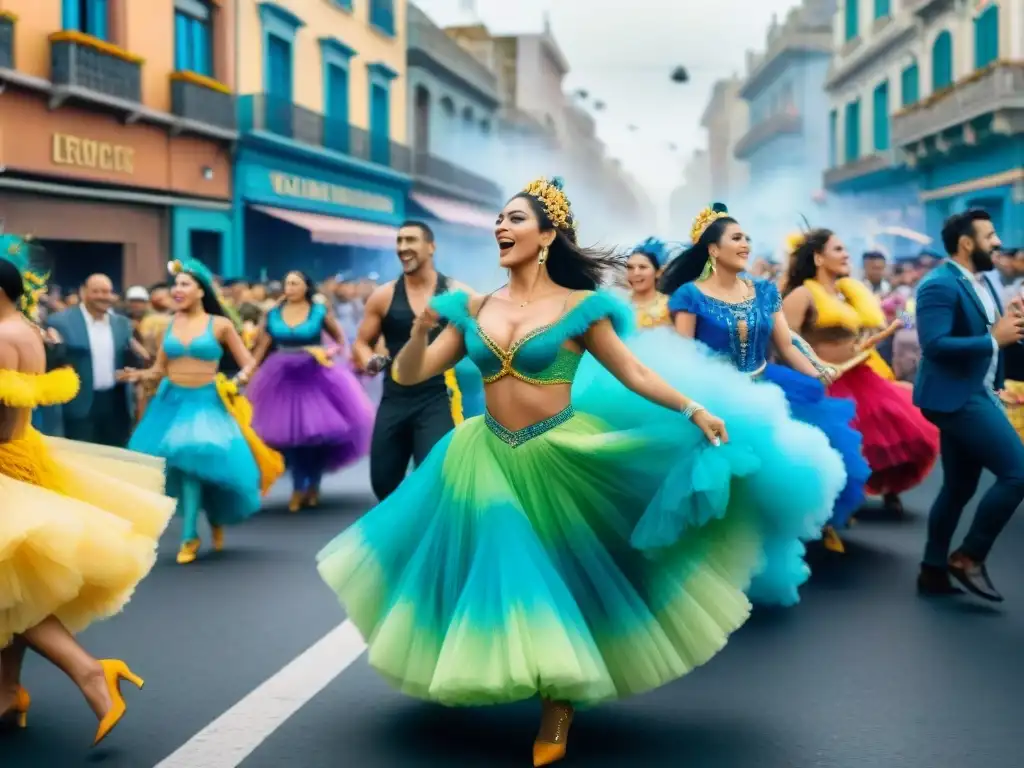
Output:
[733, 1, 837, 248]
[232, 1, 412, 281]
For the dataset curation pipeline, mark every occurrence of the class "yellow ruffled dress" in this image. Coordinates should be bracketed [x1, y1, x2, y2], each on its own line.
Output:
[0, 367, 175, 649]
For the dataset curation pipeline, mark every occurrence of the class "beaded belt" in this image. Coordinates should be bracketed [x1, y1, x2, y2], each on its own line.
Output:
[485, 405, 575, 448]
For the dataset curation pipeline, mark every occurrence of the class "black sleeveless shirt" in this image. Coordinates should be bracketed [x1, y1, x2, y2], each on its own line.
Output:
[381, 273, 450, 397]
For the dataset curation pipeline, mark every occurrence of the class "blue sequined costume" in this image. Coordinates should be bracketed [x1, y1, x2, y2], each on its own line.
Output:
[668, 278, 869, 529]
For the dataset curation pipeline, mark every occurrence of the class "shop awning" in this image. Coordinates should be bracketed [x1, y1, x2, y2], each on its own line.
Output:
[251, 205, 398, 248]
[410, 193, 495, 230]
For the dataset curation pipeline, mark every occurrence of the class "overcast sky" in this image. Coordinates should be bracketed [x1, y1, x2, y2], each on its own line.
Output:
[414, 0, 805, 201]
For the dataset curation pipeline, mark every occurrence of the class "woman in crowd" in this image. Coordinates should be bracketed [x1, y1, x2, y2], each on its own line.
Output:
[626, 237, 673, 328]
[247, 270, 374, 512]
[782, 229, 939, 514]
[0, 234, 174, 745]
[657, 204, 870, 554]
[316, 178, 843, 766]
[124, 258, 283, 564]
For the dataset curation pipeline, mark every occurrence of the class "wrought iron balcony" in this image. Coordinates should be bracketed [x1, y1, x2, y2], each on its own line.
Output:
[733, 109, 802, 160]
[50, 32, 142, 104]
[171, 73, 236, 131]
[892, 62, 1024, 148]
[239, 94, 411, 173]
[0, 12, 14, 70]
[412, 152, 502, 202]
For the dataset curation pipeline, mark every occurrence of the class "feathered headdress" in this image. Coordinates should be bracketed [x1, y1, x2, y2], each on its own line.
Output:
[168, 257, 243, 330]
[0, 232, 51, 321]
[521, 176, 579, 239]
[690, 202, 730, 245]
[784, 214, 813, 255]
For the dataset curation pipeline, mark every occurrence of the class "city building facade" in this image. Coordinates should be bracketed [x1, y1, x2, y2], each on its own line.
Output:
[700, 77, 750, 204]
[890, 0, 1022, 245]
[823, 0, 926, 260]
[668, 149, 712, 242]
[734, 0, 837, 247]
[405, 3, 502, 286]
[233, 0, 410, 280]
[0, 0, 236, 288]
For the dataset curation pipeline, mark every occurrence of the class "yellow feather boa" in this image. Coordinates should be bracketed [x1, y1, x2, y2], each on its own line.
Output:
[804, 278, 895, 381]
[0, 367, 80, 408]
[214, 374, 285, 495]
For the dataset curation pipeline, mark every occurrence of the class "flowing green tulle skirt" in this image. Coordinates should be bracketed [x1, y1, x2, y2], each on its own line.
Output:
[317, 408, 764, 707]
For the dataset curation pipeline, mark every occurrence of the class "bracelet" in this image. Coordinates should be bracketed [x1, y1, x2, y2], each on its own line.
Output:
[682, 401, 705, 421]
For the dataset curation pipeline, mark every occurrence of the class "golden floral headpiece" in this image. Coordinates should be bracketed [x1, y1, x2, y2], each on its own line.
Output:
[522, 176, 577, 235]
[0, 233, 49, 321]
[784, 231, 807, 255]
[690, 203, 730, 245]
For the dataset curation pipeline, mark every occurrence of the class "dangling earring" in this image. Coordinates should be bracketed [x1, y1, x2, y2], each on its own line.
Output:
[538, 246, 549, 265]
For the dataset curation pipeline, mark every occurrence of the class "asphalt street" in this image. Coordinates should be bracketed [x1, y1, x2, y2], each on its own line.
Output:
[4, 459, 1024, 768]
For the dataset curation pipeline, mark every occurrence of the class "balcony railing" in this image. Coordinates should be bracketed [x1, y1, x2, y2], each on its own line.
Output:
[733, 109, 803, 159]
[892, 62, 1024, 147]
[823, 151, 899, 189]
[0, 13, 14, 70]
[370, 1, 395, 36]
[412, 152, 502, 202]
[239, 94, 410, 173]
[50, 32, 142, 103]
[171, 73, 236, 131]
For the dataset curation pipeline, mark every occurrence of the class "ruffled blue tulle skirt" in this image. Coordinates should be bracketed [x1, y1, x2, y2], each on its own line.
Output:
[128, 380, 261, 526]
[761, 363, 869, 527]
[572, 327, 847, 607]
[452, 357, 485, 420]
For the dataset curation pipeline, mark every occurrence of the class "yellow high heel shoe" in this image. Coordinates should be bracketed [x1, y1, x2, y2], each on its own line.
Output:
[93, 660, 144, 747]
[823, 526, 845, 554]
[288, 491, 304, 513]
[533, 700, 574, 766]
[176, 539, 201, 565]
[0, 686, 31, 728]
[211, 526, 225, 552]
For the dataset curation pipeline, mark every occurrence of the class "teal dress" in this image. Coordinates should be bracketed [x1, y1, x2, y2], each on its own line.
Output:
[129, 318, 261, 541]
[317, 290, 842, 707]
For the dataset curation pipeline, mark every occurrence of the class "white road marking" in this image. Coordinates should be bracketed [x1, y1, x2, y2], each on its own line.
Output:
[154, 620, 366, 768]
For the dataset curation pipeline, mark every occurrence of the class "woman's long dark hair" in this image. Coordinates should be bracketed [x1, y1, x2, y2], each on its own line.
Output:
[284, 270, 316, 304]
[783, 228, 834, 296]
[512, 192, 623, 290]
[658, 209, 738, 295]
[0, 259, 25, 305]
[180, 271, 227, 317]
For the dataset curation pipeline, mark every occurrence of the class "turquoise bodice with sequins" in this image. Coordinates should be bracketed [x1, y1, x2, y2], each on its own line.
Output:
[163, 318, 222, 362]
[267, 302, 326, 348]
[668, 278, 781, 373]
[431, 290, 633, 386]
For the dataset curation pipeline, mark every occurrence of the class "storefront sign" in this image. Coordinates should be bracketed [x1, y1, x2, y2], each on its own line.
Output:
[269, 172, 395, 214]
[52, 133, 135, 174]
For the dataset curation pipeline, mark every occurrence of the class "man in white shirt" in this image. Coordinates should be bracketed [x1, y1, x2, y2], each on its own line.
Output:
[47, 273, 137, 446]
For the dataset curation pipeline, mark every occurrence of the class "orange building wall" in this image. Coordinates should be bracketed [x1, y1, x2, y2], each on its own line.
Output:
[1, 0, 236, 111]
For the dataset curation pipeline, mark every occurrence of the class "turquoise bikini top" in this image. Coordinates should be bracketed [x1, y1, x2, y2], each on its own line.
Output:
[431, 290, 633, 385]
[267, 302, 327, 347]
[163, 317, 223, 362]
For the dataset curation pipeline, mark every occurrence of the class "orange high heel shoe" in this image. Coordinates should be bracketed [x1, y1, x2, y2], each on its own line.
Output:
[823, 526, 845, 554]
[0, 686, 31, 728]
[93, 660, 144, 747]
[211, 526, 225, 552]
[177, 539, 201, 564]
[533, 699, 574, 766]
[288, 491, 304, 513]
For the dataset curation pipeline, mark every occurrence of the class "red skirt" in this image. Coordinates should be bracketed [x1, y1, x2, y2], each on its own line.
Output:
[828, 364, 938, 495]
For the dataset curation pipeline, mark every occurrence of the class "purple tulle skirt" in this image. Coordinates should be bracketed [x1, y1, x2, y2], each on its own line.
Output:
[248, 350, 375, 471]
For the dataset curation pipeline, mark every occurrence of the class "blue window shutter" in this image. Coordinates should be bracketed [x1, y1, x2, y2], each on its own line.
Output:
[327, 64, 349, 121]
[932, 31, 953, 90]
[844, 0, 858, 41]
[844, 100, 860, 162]
[267, 37, 292, 99]
[192, 16, 210, 74]
[873, 81, 889, 151]
[901, 62, 919, 105]
[174, 13, 189, 70]
[829, 109, 838, 167]
[974, 7, 999, 69]
[874, 0, 889, 19]
[370, 83, 390, 164]
[63, 0, 81, 30]
[90, 0, 108, 40]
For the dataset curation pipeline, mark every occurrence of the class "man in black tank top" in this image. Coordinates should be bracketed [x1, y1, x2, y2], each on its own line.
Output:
[352, 221, 472, 500]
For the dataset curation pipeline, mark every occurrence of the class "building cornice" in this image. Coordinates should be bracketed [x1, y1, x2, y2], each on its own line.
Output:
[739, 30, 833, 100]
[407, 49, 500, 109]
[825, 16, 917, 93]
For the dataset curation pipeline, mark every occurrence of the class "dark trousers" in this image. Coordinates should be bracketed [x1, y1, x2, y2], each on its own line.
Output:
[64, 388, 131, 448]
[369, 391, 454, 501]
[286, 447, 329, 493]
[922, 393, 1024, 566]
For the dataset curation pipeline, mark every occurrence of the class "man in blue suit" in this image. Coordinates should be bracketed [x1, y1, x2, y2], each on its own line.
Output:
[914, 210, 1024, 602]
[47, 273, 136, 446]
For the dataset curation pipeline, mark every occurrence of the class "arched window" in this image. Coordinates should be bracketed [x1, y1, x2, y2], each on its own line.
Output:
[844, 0, 859, 41]
[844, 99, 861, 162]
[413, 85, 430, 153]
[900, 58, 919, 106]
[973, 5, 999, 69]
[462, 106, 474, 124]
[872, 80, 889, 151]
[931, 30, 953, 90]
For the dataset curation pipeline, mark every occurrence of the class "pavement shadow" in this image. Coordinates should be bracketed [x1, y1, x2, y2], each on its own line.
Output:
[373, 699, 777, 767]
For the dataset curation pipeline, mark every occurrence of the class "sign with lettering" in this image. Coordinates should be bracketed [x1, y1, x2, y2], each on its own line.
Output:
[269, 172, 395, 214]
[52, 133, 135, 174]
